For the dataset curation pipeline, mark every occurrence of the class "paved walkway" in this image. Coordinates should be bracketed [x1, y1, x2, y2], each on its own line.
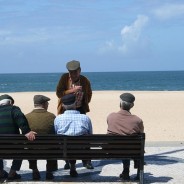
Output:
[2, 143, 184, 184]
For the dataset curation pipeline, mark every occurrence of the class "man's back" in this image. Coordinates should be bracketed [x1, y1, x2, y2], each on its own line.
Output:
[54, 110, 92, 136]
[26, 109, 55, 134]
[0, 105, 30, 134]
[107, 109, 143, 135]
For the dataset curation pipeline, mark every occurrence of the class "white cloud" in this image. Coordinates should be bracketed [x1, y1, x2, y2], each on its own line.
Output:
[119, 15, 149, 54]
[153, 3, 184, 20]
[99, 15, 149, 56]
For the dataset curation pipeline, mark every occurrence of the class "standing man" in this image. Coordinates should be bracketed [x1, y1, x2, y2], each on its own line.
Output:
[54, 94, 93, 177]
[0, 94, 36, 181]
[107, 93, 144, 181]
[56, 60, 93, 169]
[56, 60, 92, 115]
[26, 95, 58, 181]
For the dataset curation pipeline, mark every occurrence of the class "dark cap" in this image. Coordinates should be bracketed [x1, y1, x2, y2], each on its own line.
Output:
[0, 94, 14, 104]
[120, 93, 135, 103]
[61, 94, 76, 105]
[34, 95, 50, 104]
[66, 60, 80, 71]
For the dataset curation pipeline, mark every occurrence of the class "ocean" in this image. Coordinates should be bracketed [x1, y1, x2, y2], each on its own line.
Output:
[0, 71, 184, 92]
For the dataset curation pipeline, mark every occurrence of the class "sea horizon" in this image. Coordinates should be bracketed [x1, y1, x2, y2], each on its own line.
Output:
[1, 69, 184, 74]
[0, 71, 184, 92]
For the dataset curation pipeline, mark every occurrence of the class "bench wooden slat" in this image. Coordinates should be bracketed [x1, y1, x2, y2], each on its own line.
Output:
[0, 133, 145, 184]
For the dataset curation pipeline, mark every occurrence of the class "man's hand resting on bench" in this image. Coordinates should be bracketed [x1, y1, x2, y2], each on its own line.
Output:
[25, 131, 37, 141]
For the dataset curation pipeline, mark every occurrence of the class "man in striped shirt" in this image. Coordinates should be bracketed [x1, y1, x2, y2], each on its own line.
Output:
[54, 93, 93, 177]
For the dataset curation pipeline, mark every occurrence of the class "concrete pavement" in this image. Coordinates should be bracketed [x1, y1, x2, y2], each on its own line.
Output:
[2, 142, 184, 184]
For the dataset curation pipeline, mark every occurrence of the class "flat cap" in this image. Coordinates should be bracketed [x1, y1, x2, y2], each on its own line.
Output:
[62, 94, 76, 105]
[66, 60, 80, 71]
[34, 95, 50, 104]
[120, 93, 135, 103]
[0, 94, 14, 104]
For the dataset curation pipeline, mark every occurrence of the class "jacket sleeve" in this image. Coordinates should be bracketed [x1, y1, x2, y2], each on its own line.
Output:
[86, 78, 92, 103]
[12, 106, 31, 134]
[56, 73, 68, 98]
[139, 120, 144, 133]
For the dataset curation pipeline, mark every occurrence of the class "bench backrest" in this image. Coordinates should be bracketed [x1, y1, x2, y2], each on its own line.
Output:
[0, 133, 145, 160]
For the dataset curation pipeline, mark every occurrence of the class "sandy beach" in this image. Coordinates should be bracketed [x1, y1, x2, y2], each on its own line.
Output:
[1, 91, 184, 142]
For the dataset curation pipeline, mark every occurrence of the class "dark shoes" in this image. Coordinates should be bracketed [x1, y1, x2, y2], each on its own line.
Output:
[64, 162, 70, 170]
[0, 170, 21, 182]
[32, 170, 41, 180]
[70, 169, 78, 177]
[133, 175, 140, 181]
[0, 170, 8, 179]
[0, 170, 8, 182]
[119, 171, 130, 181]
[46, 172, 54, 180]
[32, 170, 54, 181]
[7, 173, 21, 181]
[83, 161, 94, 169]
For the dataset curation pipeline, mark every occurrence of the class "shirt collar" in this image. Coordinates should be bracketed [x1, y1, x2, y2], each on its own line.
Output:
[64, 110, 80, 114]
[120, 109, 131, 115]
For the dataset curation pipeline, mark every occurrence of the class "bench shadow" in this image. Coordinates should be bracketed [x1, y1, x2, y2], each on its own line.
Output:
[145, 148, 184, 165]
[3, 148, 183, 183]
[11, 159, 172, 183]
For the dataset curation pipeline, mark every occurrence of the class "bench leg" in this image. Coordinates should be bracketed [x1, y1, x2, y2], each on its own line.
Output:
[139, 170, 144, 184]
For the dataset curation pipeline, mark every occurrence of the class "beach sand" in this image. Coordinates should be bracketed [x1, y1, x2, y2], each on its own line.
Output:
[1, 91, 184, 142]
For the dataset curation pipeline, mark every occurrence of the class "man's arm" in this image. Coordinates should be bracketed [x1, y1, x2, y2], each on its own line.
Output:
[12, 106, 36, 140]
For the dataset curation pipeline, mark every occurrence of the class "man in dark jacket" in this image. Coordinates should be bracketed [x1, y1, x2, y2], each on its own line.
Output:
[0, 94, 36, 181]
[26, 95, 58, 180]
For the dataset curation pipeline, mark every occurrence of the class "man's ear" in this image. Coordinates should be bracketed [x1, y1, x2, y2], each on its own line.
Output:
[119, 102, 121, 108]
[131, 103, 134, 108]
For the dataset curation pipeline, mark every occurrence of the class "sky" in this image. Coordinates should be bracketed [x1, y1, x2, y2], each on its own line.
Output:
[0, 0, 184, 73]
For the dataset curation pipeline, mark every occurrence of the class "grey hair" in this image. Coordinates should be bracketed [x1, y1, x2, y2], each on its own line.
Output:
[120, 100, 133, 111]
[34, 104, 44, 108]
[62, 102, 76, 110]
[0, 99, 12, 106]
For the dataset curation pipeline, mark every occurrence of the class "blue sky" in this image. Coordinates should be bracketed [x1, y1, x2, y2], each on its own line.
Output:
[0, 0, 184, 73]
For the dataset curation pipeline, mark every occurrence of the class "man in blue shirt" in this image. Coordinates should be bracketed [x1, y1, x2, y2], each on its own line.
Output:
[54, 94, 93, 177]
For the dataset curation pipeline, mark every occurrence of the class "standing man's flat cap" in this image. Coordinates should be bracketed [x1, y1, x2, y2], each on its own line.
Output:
[0, 94, 14, 104]
[61, 94, 76, 105]
[34, 95, 50, 104]
[66, 60, 80, 71]
[120, 93, 135, 103]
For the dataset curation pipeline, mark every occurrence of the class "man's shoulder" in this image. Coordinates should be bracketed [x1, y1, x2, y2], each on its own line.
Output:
[80, 113, 90, 119]
[61, 73, 69, 78]
[132, 114, 143, 123]
[107, 112, 118, 118]
[11, 105, 22, 112]
[26, 110, 55, 117]
[80, 75, 90, 82]
[46, 111, 56, 118]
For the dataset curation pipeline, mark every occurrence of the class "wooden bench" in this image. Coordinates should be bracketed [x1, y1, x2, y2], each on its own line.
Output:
[0, 133, 145, 184]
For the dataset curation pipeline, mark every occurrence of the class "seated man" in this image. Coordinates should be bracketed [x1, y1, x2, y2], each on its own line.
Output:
[54, 94, 93, 177]
[107, 93, 144, 181]
[0, 94, 36, 182]
[26, 95, 58, 180]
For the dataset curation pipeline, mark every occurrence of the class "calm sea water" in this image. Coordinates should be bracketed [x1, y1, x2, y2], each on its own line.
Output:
[0, 71, 184, 92]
